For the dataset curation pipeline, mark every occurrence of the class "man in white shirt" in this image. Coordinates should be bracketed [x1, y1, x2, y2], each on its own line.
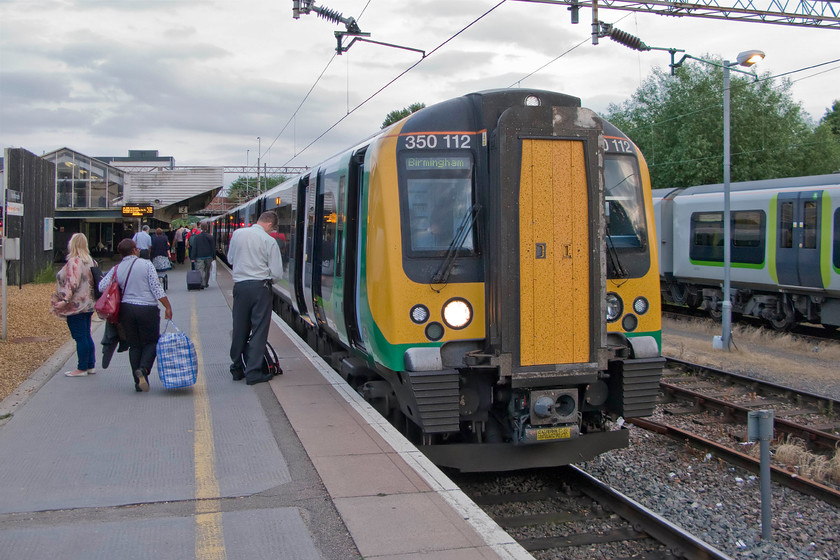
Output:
[227, 211, 284, 385]
[133, 225, 153, 259]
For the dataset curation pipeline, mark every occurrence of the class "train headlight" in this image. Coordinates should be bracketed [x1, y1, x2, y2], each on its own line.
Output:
[410, 304, 430, 324]
[606, 292, 623, 323]
[633, 297, 649, 315]
[442, 298, 472, 329]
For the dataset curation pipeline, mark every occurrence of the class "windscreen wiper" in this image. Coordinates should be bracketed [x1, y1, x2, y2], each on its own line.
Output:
[606, 222, 628, 278]
[431, 203, 481, 285]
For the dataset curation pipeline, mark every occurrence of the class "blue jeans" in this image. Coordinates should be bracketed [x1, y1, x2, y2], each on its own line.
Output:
[66, 312, 95, 370]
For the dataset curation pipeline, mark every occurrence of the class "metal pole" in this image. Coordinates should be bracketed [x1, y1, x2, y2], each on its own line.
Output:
[246, 149, 250, 201]
[257, 137, 261, 196]
[748, 409, 774, 541]
[722, 61, 733, 350]
[1, 148, 8, 340]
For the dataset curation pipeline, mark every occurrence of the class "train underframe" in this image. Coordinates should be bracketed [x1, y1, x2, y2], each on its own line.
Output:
[275, 292, 662, 471]
[663, 276, 840, 330]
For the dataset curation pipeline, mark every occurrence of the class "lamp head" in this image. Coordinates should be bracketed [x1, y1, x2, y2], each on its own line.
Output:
[736, 50, 765, 67]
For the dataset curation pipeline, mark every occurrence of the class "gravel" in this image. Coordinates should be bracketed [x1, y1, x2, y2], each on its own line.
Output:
[0, 282, 72, 402]
[576, 319, 840, 559]
[580, 427, 840, 559]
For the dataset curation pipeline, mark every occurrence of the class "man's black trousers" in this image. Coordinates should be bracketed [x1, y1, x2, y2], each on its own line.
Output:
[230, 280, 272, 381]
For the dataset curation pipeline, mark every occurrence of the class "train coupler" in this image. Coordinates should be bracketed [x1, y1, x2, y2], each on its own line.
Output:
[511, 388, 581, 444]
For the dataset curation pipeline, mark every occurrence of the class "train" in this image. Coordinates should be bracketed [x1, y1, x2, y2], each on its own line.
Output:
[653, 174, 840, 330]
[210, 89, 664, 472]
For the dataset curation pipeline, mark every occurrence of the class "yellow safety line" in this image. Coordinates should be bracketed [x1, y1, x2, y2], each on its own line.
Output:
[191, 297, 227, 560]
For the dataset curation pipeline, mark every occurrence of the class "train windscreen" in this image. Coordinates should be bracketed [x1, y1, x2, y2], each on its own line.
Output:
[402, 154, 475, 255]
[605, 155, 650, 278]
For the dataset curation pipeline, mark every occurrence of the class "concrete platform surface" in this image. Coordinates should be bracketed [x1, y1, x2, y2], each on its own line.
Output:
[0, 261, 531, 560]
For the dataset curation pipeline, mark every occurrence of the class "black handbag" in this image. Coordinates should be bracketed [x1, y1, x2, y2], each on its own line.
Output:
[90, 264, 104, 299]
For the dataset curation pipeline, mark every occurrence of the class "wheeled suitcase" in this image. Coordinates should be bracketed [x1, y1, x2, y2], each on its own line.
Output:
[186, 269, 202, 290]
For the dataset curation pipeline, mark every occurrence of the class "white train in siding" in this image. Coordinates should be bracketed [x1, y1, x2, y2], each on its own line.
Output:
[653, 174, 840, 330]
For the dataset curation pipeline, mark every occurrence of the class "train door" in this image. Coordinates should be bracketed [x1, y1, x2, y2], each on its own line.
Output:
[300, 175, 319, 325]
[776, 191, 823, 287]
[345, 151, 366, 349]
[519, 138, 591, 366]
[487, 105, 603, 374]
[291, 175, 311, 319]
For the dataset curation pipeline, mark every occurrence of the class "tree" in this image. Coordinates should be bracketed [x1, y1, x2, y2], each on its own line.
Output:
[226, 175, 288, 202]
[819, 100, 840, 137]
[381, 102, 425, 128]
[603, 60, 840, 189]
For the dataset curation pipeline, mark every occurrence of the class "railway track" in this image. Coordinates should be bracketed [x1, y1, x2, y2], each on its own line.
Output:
[626, 357, 840, 507]
[455, 466, 731, 560]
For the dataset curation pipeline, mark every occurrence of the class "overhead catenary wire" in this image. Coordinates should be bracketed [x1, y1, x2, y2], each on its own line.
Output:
[281, 0, 508, 165]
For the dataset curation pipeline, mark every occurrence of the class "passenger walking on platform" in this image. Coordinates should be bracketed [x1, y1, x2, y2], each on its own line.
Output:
[227, 211, 283, 385]
[150, 227, 171, 272]
[174, 225, 187, 264]
[189, 222, 216, 288]
[133, 225, 153, 259]
[99, 239, 173, 392]
[50, 233, 98, 377]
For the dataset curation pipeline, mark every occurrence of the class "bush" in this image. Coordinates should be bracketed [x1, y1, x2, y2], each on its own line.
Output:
[32, 264, 59, 284]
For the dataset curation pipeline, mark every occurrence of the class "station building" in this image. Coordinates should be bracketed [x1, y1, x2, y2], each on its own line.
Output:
[42, 148, 222, 260]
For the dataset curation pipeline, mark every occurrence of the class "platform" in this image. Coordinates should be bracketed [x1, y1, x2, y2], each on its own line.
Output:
[0, 261, 531, 560]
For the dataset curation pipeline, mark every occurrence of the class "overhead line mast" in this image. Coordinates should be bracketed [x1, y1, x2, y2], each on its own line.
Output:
[514, 0, 840, 30]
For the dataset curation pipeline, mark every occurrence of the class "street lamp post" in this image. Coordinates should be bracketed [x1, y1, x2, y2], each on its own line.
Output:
[721, 50, 765, 350]
[670, 49, 764, 350]
[257, 137, 261, 196]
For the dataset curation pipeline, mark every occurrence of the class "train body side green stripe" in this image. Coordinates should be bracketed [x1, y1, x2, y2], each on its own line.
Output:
[822, 191, 832, 287]
[768, 194, 778, 284]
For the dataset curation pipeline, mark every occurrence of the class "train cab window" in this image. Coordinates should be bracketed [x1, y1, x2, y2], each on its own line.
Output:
[604, 155, 650, 278]
[803, 201, 818, 249]
[401, 154, 474, 255]
[604, 157, 646, 248]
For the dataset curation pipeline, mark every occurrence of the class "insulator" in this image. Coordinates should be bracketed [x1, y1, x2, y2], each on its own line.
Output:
[314, 6, 346, 25]
[608, 28, 649, 52]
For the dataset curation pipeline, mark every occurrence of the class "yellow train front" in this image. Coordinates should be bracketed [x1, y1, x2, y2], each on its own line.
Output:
[225, 89, 663, 472]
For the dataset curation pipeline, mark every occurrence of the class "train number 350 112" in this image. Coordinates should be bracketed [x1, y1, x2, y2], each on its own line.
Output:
[404, 134, 471, 150]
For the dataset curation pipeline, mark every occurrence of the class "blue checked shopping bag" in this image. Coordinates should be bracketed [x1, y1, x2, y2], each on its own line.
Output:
[156, 320, 198, 389]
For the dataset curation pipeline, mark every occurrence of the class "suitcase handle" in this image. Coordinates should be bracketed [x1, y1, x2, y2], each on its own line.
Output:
[162, 319, 183, 334]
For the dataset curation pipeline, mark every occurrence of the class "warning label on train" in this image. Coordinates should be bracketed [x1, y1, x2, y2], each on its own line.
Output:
[535, 427, 572, 441]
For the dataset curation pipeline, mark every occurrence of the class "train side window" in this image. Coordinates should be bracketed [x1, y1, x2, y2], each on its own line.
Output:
[690, 210, 764, 264]
[834, 208, 840, 270]
[335, 174, 345, 277]
[803, 201, 817, 249]
[780, 202, 793, 249]
[733, 211, 763, 247]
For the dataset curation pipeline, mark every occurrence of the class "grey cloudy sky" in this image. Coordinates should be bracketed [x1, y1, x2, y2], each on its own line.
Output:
[1, 0, 838, 176]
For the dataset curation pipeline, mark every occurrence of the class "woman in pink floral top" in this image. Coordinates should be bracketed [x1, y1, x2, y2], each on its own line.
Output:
[50, 233, 98, 377]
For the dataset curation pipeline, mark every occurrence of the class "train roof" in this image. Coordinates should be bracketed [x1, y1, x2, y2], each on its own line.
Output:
[653, 173, 840, 199]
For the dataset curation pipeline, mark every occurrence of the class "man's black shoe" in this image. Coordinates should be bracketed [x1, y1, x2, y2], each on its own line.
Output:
[246, 375, 272, 386]
[230, 366, 245, 381]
